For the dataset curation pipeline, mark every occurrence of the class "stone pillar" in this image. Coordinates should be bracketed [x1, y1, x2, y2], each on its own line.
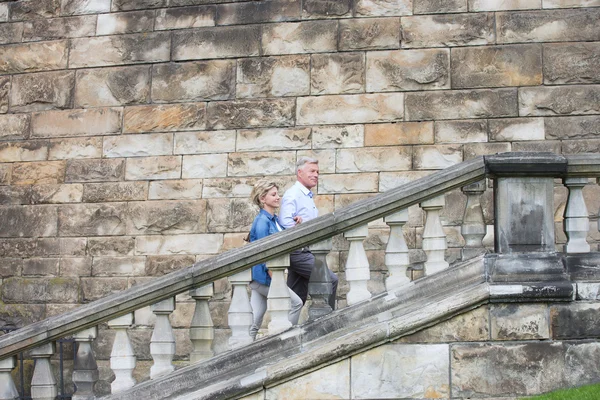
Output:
[228, 269, 253, 348]
[30, 342, 57, 400]
[344, 224, 372, 306]
[563, 177, 590, 253]
[150, 297, 176, 379]
[461, 180, 487, 260]
[267, 254, 292, 334]
[108, 313, 136, 393]
[308, 238, 333, 321]
[0, 356, 18, 400]
[189, 283, 214, 363]
[72, 327, 99, 400]
[384, 209, 411, 291]
[421, 195, 449, 275]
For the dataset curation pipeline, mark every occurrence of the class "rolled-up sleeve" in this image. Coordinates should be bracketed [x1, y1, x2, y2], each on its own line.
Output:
[278, 194, 296, 229]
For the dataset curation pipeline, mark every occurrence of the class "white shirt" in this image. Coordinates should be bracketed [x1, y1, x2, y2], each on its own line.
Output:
[278, 181, 318, 229]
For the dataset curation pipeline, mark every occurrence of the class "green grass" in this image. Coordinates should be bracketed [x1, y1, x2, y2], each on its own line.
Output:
[521, 383, 600, 399]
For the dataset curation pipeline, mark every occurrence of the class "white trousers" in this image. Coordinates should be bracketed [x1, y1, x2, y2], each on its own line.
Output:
[249, 280, 303, 340]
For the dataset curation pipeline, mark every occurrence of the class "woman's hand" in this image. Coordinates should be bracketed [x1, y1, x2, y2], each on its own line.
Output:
[267, 270, 272, 278]
[293, 215, 303, 225]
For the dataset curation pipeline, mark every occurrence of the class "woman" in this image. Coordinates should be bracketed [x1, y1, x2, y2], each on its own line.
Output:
[248, 179, 303, 340]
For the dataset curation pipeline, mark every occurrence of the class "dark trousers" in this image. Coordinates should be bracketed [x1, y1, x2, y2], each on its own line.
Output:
[288, 249, 338, 310]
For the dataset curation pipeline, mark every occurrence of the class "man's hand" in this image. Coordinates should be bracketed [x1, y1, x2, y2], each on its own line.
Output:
[293, 215, 303, 225]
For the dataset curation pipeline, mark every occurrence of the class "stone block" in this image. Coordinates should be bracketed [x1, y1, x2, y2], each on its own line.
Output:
[355, 0, 412, 16]
[401, 13, 495, 48]
[519, 85, 600, 116]
[181, 154, 228, 179]
[464, 142, 511, 159]
[365, 122, 433, 148]
[490, 304, 549, 340]
[336, 146, 411, 172]
[48, 137, 102, 160]
[311, 52, 364, 95]
[60, 257, 92, 276]
[111, 0, 167, 11]
[82, 182, 147, 202]
[31, 107, 122, 138]
[216, 0, 300, 25]
[155, 6, 214, 30]
[103, 133, 173, 158]
[414, 0, 467, 13]
[9, 0, 59, 20]
[0, 22, 23, 45]
[414, 145, 463, 169]
[69, 32, 171, 68]
[0, 258, 23, 277]
[227, 151, 295, 177]
[124, 103, 206, 133]
[134, 234, 223, 255]
[545, 115, 600, 140]
[367, 48, 449, 91]
[0, 4, 8, 22]
[497, 9, 600, 43]
[319, 173, 379, 194]
[12, 161, 66, 185]
[0, 140, 48, 162]
[435, 120, 487, 144]
[58, 203, 127, 236]
[145, 255, 196, 276]
[562, 139, 600, 154]
[488, 118, 544, 141]
[125, 156, 182, 180]
[10, 70, 75, 112]
[96, 10, 154, 35]
[237, 55, 310, 98]
[267, 359, 349, 399]
[576, 282, 600, 300]
[312, 125, 364, 149]
[81, 277, 128, 302]
[302, 0, 351, 18]
[0, 40, 68, 75]
[23, 258, 60, 276]
[2, 276, 79, 303]
[469, 0, 541, 10]
[0, 76, 8, 113]
[544, 43, 600, 84]
[352, 344, 449, 398]
[405, 88, 517, 120]
[551, 303, 600, 339]
[74, 65, 151, 107]
[379, 170, 432, 192]
[61, 0, 111, 15]
[27, 184, 84, 204]
[0, 114, 30, 141]
[339, 17, 400, 50]
[88, 237, 134, 257]
[91, 256, 145, 276]
[237, 128, 311, 152]
[174, 130, 236, 155]
[0, 301, 46, 329]
[65, 158, 124, 183]
[207, 99, 295, 130]
[262, 21, 337, 55]
[297, 149, 335, 174]
[543, 0, 600, 6]
[202, 176, 292, 198]
[452, 44, 542, 88]
[22, 15, 96, 41]
[298, 93, 404, 125]
[206, 198, 255, 232]
[148, 179, 203, 200]
[126, 200, 206, 235]
[512, 140, 561, 153]
[172, 25, 260, 60]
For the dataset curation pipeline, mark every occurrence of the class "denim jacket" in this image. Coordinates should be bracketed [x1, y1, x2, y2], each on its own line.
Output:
[249, 209, 283, 286]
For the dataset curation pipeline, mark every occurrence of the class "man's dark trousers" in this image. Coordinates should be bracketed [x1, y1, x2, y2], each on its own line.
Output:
[288, 249, 338, 309]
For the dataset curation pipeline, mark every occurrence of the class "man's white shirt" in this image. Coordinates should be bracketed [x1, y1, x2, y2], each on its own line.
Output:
[278, 181, 318, 229]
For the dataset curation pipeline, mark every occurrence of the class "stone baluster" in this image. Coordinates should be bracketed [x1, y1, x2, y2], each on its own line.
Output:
[189, 283, 214, 363]
[267, 254, 292, 334]
[150, 297, 176, 379]
[108, 313, 136, 393]
[564, 177, 590, 253]
[344, 224, 372, 305]
[421, 195, 449, 275]
[308, 238, 334, 321]
[384, 209, 411, 291]
[72, 327, 99, 400]
[461, 180, 487, 260]
[0, 356, 18, 400]
[228, 269, 253, 348]
[30, 342, 57, 400]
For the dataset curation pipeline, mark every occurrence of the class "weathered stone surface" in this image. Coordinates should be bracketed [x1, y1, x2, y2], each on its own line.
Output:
[0, 40, 68, 75]
[206, 198, 255, 232]
[60, 257, 92, 276]
[83, 182, 147, 202]
[0, 22, 23, 44]
[0, 4, 8, 22]
[379, 170, 432, 192]
[111, 0, 167, 11]
[544, 0, 600, 7]
[88, 237, 134, 256]
[337, 146, 411, 172]
[562, 139, 600, 154]
[148, 179, 203, 200]
[491, 303, 549, 342]
[302, 0, 351, 18]
[124, 103, 206, 133]
[75, 65, 150, 107]
[9, 0, 59, 20]
[401, 13, 495, 48]
[238, 55, 310, 98]
[414, 0, 467, 13]
[0, 258, 23, 277]
[207, 99, 295, 130]
[519, 85, 600, 116]
[65, 159, 124, 183]
[8, 184, 83, 205]
[464, 142, 511, 159]
[69, 32, 170, 68]
[551, 303, 600, 339]
[202, 176, 296, 198]
[311, 53, 364, 95]
[126, 200, 206, 235]
[81, 277, 128, 302]
[319, 173, 379, 194]
[1, 277, 78, 303]
[237, 128, 311, 151]
[155, 5, 214, 30]
[0, 76, 8, 113]
[544, 42, 600, 84]
[312, 125, 364, 149]
[152, 60, 235, 103]
[576, 282, 600, 300]
[339, 17, 400, 50]
[58, 203, 127, 236]
[545, 115, 600, 139]
[172, 25, 260, 60]
[0, 140, 48, 162]
[0, 164, 10, 185]
[32, 107, 122, 138]
[0, 206, 57, 237]
[91, 256, 145, 276]
[227, 151, 295, 177]
[174, 130, 235, 155]
[435, 120, 487, 144]
[0, 114, 30, 141]
[406, 89, 517, 120]
[61, 0, 111, 15]
[145, 255, 195, 276]
[48, 137, 102, 160]
[298, 93, 404, 125]
[134, 234, 223, 255]
[512, 140, 561, 153]
[354, 0, 412, 16]
[497, 9, 600, 43]
[96, 10, 154, 35]
[181, 154, 228, 179]
[267, 359, 349, 399]
[297, 149, 335, 174]
[22, 15, 96, 41]
[216, 0, 300, 25]
[23, 258, 60, 276]
[488, 117, 544, 141]
[0, 301, 46, 329]
[452, 44, 542, 88]
[125, 156, 182, 180]
[10, 70, 75, 112]
[469, 0, 541, 10]
[262, 21, 337, 55]
[103, 133, 173, 158]
[414, 145, 463, 169]
[12, 161, 66, 185]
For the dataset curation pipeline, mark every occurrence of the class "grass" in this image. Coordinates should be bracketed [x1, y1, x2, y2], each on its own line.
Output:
[522, 383, 600, 399]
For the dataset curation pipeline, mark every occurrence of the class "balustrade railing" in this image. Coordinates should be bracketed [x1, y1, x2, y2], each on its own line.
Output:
[1, 152, 600, 399]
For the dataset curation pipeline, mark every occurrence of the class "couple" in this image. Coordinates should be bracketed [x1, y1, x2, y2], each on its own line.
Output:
[248, 157, 339, 340]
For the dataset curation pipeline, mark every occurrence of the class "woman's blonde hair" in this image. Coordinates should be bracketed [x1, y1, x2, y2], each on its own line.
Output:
[250, 179, 279, 208]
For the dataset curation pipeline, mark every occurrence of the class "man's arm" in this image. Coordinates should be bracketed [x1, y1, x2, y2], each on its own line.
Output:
[278, 193, 296, 229]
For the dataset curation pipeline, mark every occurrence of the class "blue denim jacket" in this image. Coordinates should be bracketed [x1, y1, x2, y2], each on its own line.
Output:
[249, 209, 283, 286]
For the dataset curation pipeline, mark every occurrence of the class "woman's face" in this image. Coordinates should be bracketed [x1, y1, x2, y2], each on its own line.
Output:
[261, 186, 280, 210]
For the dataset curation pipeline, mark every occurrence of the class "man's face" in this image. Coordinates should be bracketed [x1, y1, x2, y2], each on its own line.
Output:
[297, 162, 319, 189]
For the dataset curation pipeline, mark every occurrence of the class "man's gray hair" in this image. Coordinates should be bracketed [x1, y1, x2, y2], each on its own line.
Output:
[296, 156, 318, 172]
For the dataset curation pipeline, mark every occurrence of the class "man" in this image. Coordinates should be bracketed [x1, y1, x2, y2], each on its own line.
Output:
[278, 157, 338, 309]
